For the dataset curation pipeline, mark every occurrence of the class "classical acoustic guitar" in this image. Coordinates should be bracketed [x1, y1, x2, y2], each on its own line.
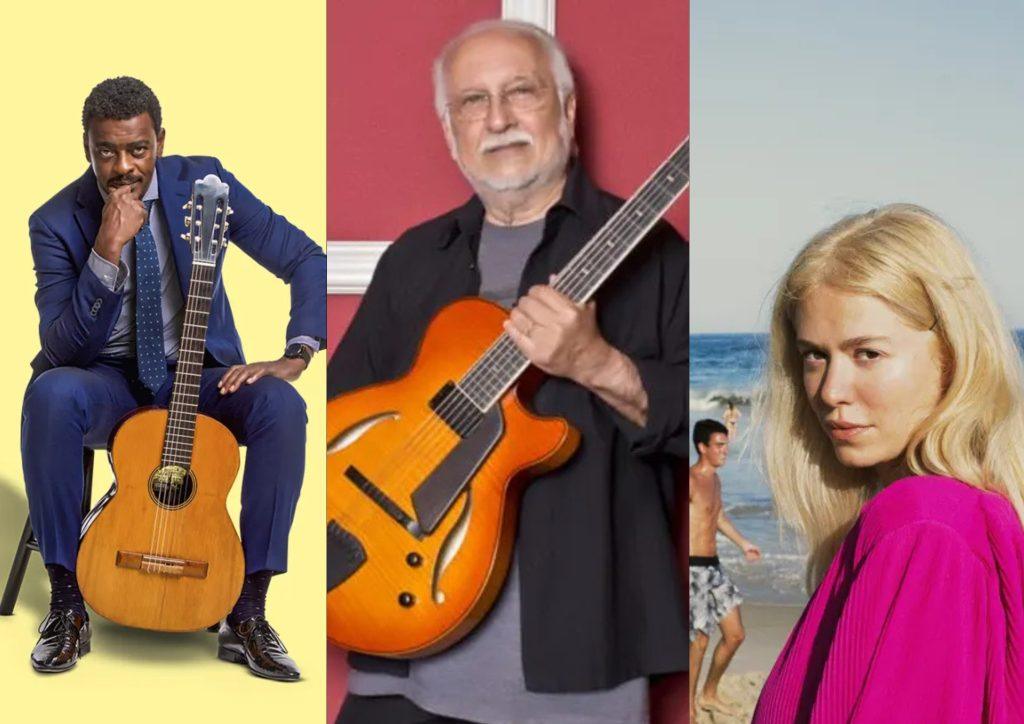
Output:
[326, 138, 689, 657]
[77, 175, 245, 632]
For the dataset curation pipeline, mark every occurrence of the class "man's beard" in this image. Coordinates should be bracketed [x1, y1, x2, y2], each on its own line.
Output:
[459, 118, 572, 195]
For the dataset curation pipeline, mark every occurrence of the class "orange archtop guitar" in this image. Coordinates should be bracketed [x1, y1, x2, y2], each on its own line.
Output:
[326, 139, 689, 657]
[76, 175, 245, 632]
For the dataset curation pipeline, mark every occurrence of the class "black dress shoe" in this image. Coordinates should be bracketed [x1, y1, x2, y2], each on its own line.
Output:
[31, 608, 91, 673]
[217, 616, 300, 682]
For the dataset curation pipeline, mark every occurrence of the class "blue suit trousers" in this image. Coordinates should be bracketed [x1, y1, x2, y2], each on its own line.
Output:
[21, 357, 306, 574]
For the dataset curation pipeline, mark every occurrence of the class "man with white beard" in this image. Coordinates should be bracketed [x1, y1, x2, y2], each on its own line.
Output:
[329, 19, 689, 724]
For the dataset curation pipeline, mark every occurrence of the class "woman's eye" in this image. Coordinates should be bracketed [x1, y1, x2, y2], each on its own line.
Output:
[801, 350, 826, 364]
[854, 348, 882, 361]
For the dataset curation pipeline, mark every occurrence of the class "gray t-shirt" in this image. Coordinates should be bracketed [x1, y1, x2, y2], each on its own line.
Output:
[346, 219, 648, 724]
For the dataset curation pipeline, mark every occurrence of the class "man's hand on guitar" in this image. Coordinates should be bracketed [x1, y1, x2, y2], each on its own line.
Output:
[218, 357, 306, 394]
[94, 184, 147, 264]
[504, 280, 614, 385]
[504, 278, 649, 426]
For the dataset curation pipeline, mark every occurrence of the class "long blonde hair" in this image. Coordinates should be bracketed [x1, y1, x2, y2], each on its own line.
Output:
[761, 204, 1024, 586]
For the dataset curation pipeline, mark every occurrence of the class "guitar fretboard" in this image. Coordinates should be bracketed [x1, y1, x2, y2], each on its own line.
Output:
[161, 262, 216, 468]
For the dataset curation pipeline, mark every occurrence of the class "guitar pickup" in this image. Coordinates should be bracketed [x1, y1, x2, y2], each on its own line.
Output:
[428, 381, 483, 438]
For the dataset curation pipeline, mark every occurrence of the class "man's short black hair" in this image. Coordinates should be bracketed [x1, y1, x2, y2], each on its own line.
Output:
[693, 418, 729, 451]
[82, 77, 162, 134]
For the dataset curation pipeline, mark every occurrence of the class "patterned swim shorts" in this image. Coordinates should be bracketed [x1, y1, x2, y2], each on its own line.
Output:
[689, 555, 743, 642]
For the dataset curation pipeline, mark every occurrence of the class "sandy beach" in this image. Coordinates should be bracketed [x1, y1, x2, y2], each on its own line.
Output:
[691, 602, 804, 723]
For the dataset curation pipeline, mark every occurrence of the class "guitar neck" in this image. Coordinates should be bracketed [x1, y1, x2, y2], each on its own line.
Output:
[161, 261, 216, 468]
[458, 138, 690, 411]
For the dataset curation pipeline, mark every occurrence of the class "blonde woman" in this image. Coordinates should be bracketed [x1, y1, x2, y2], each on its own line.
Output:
[752, 205, 1024, 723]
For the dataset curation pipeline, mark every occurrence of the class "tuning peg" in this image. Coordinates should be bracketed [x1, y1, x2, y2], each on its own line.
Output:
[227, 207, 234, 215]
[195, 204, 203, 212]
[180, 233, 190, 241]
[181, 200, 193, 211]
[183, 216, 193, 226]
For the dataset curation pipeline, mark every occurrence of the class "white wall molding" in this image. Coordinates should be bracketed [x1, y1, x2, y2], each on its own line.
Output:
[502, 0, 556, 33]
[327, 241, 389, 294]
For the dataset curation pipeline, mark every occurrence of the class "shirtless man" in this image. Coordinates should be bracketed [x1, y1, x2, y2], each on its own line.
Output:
[689, 418, 761, 720]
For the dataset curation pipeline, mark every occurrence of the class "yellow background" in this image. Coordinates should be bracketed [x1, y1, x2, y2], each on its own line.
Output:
[0, 1, 325, 720]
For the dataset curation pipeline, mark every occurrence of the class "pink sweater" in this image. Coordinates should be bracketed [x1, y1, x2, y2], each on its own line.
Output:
[753, 476, 1024, 723]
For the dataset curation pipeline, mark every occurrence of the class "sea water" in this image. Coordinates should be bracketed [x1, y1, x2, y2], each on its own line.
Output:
[690, 333, 807, 605]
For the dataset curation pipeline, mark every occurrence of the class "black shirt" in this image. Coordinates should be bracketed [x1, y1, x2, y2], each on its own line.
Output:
[327, 161, 689, 692]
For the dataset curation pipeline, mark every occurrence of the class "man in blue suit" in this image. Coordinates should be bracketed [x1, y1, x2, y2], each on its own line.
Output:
[22, 76, 325, 679]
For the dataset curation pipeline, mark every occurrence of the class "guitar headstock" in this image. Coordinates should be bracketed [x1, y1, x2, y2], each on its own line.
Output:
[180, 174, 232, 265]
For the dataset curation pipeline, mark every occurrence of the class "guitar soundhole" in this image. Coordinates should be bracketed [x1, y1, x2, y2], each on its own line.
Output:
[148, 465, 197, 510]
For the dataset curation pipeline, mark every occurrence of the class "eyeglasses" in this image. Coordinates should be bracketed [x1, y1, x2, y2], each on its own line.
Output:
[447, 82, 550, 122]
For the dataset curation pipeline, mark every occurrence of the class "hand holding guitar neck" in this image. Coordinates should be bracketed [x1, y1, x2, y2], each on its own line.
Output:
[94, 184, 148, 264]
[504, 282, 612, 383]
[505, 283, 648, 427]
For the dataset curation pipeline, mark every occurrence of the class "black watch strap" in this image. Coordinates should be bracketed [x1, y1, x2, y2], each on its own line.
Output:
[284, 343, 313, 368]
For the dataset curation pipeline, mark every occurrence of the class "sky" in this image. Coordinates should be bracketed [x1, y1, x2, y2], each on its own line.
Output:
[692, 0, 1024, 333]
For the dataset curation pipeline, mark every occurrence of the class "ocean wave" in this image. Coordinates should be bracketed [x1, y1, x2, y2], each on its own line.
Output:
[725, 501, 775, 517]
[689, 388, 754, 412]
[719, 551, 807, 564]
[716, 551, 809, 604]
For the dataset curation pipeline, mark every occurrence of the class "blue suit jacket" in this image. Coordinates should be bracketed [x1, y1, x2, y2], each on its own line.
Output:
[28, 155, 326, 374]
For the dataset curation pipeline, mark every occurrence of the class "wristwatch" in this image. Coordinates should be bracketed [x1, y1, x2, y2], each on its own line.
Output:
[284, 343, 314, 369]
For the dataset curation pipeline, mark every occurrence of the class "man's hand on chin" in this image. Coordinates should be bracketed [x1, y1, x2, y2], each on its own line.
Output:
[94, 184, 147, 264]
[218, 357, 306, 394]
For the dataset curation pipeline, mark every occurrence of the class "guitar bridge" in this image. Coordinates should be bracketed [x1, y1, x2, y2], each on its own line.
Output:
[115, 551, 209, 579]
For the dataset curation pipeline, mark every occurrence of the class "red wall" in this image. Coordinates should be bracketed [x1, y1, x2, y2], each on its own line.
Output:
[557, 0, 689, 235]
[327, 3, 688, 721]
[326, 0, 501, 242]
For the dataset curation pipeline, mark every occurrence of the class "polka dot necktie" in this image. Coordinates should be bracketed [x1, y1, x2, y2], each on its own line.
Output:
[134, 201, 168, 394]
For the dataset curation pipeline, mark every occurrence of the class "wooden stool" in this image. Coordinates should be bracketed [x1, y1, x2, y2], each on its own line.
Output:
[0, 448, 96, 615]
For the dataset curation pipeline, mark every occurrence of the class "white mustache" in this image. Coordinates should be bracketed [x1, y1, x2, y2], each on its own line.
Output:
[479, 130, 534, 153]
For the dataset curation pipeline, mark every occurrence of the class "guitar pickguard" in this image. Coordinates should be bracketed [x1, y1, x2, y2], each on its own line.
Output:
[411, 405, 504, 534]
